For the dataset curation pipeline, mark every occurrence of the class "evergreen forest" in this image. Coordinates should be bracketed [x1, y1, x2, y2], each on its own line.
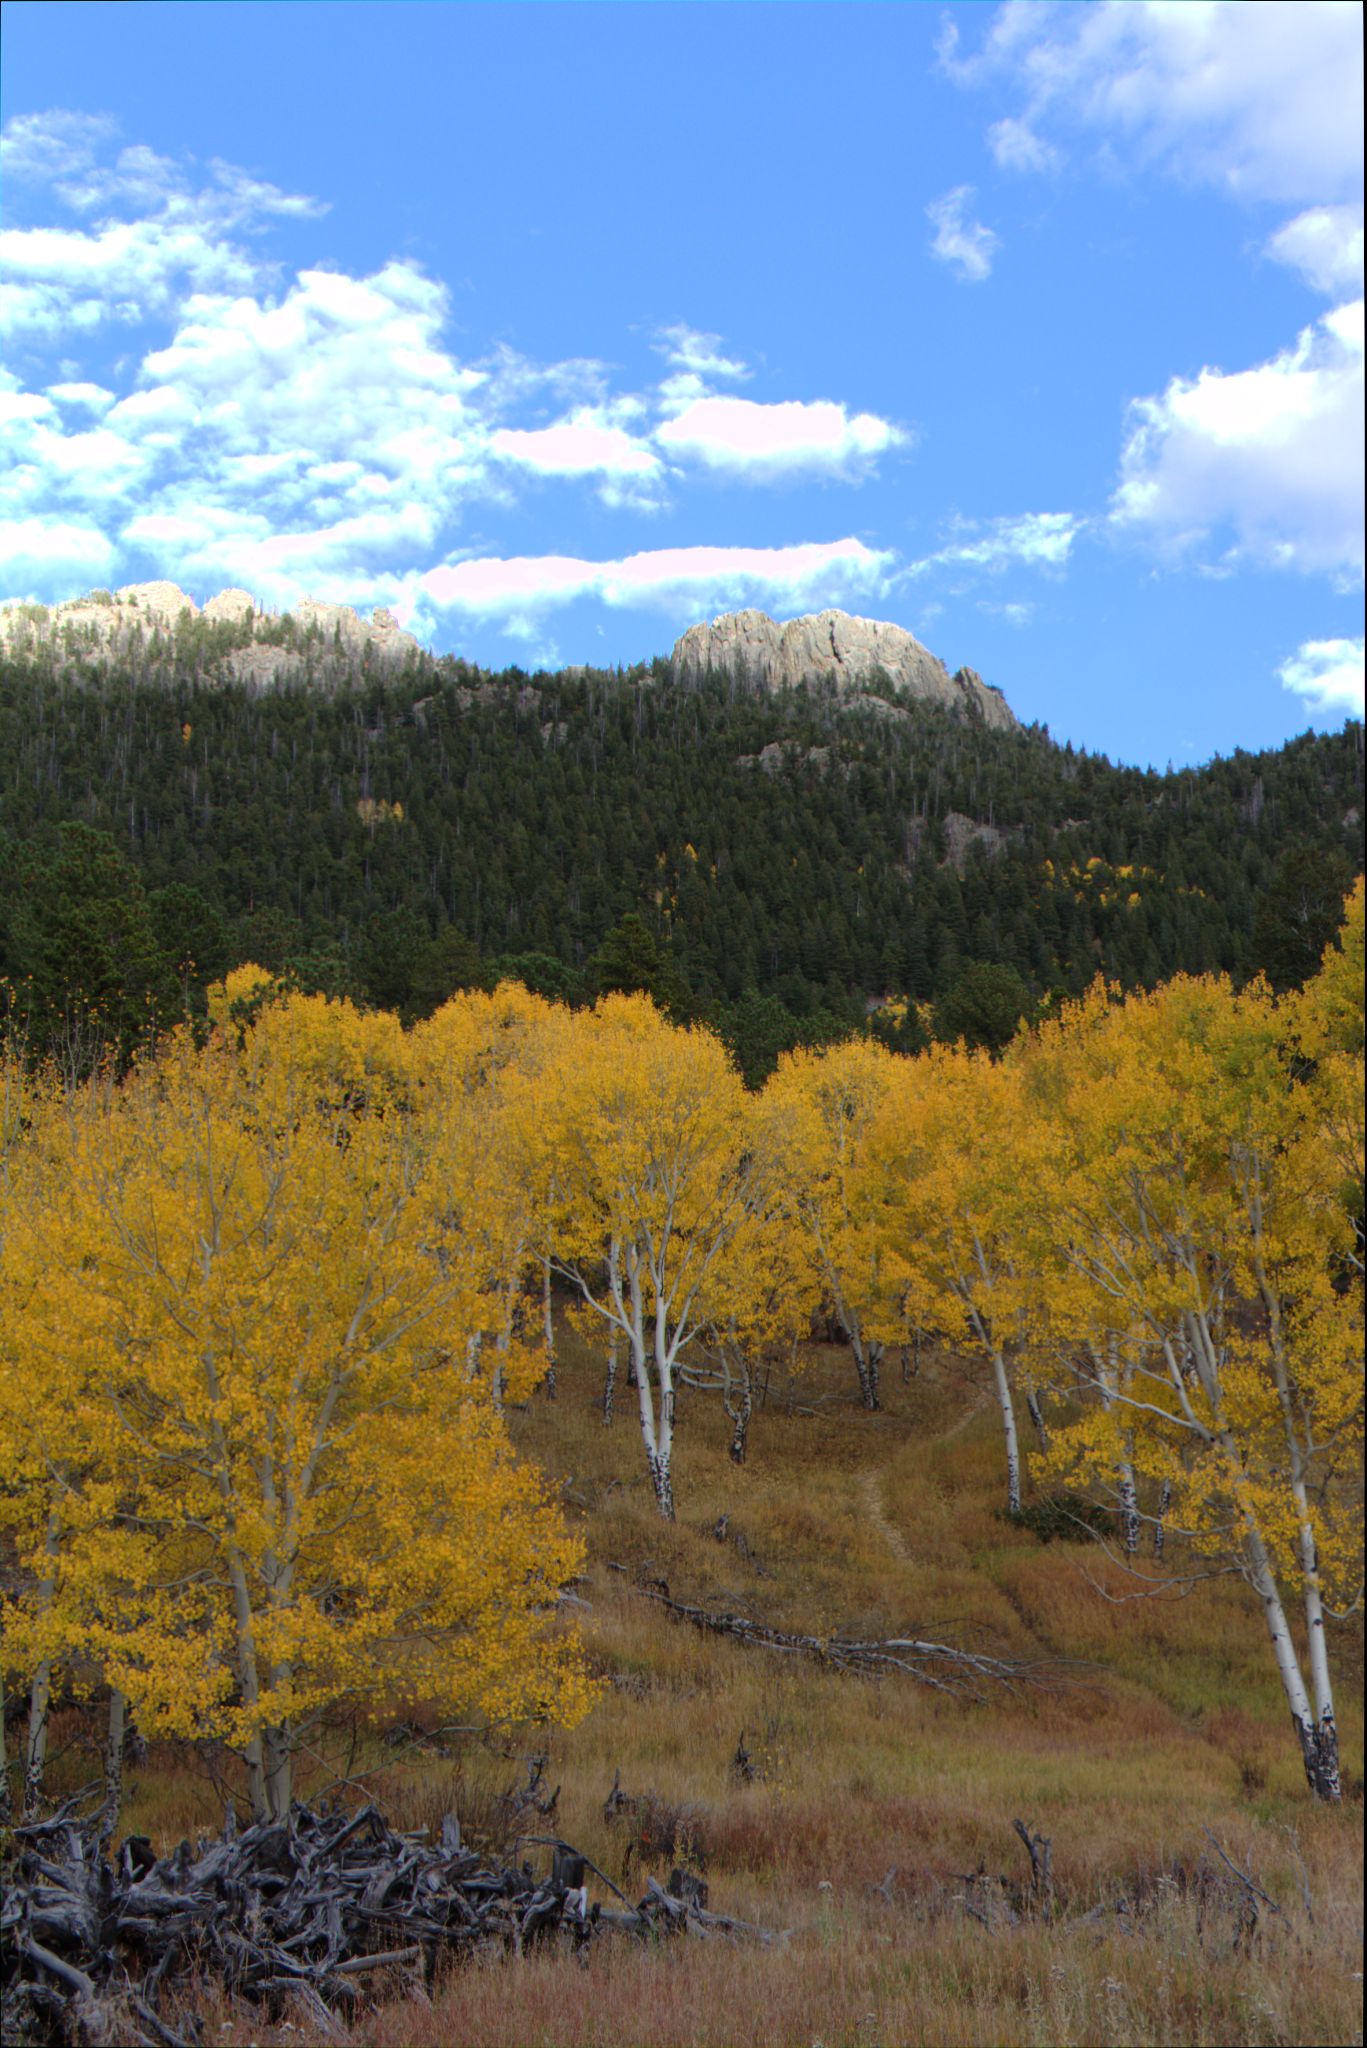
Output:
[1, 641, 1362, 1075]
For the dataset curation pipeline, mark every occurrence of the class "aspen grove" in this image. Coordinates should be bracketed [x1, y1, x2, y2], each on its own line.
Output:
[0, 884, 1361, 1822]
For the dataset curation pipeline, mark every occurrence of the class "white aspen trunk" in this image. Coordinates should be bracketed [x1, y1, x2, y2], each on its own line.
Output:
[651, 1304, 677, 1522]
[1188, 1301, 1338, 1802]
[846, 1311, 881, 1411]
[1092, 1342, 1139, 1553]
[991, 1347, 1022, 1516]
[723, 1340, 753, 1466]
[23, 1508, 62, 1818]
[23, 1662, 52, 1820]
[1118, 1430, 1140, 1558]
[603, 1328, 618, 1425]
[1239, 1504, 1335, 1798]
[1026, 1388, 1049, 1451]
[621, 1255, 672, 1520]
[1254, 1256, 1342, 1802]
[1153, 1477, 1172, 1560]
[1298, 1540, 1341, 1801]
[263, 1725, 293, 1821]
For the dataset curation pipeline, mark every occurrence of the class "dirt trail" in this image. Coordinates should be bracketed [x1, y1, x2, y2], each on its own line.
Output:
[859, 1468, 911, 1563]
[929, 1382, 988, 1446]
[861, 1382, 988, 1565]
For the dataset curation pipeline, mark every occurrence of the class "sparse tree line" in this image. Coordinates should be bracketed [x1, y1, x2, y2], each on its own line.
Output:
[0, 883, 1360, 1831]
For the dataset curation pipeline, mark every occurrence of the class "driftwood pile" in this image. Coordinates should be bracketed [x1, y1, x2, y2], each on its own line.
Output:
[1, 1791, 781, 2047]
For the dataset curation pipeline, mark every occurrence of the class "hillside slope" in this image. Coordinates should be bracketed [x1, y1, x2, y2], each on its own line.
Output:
[68, 1326, 1363, 2048]
[2, 633, 1361, 1069]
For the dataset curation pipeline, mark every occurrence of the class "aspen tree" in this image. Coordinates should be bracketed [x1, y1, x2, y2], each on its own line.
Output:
[543, 996, 770, 1519]
[865, 1046, 1036, 1512]
[687, 1204, 820, 1466]
[408, 984, 567, 1406]
[0, 991, 594, 1822]
[759, 1039, 900, 1410]
[1024, 958, 1362, 1801]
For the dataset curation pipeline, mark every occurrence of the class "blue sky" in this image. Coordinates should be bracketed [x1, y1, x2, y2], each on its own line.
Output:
[1, 0, 1361, 765]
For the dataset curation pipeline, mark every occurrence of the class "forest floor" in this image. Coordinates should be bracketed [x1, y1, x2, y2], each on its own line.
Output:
[45, 1328, 1364, 2047]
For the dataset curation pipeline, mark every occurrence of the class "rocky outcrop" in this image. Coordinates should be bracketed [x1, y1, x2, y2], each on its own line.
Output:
[0, 583, 425, 689]
[906, 810, 1013, 873]
[670, 609, 1018, 731]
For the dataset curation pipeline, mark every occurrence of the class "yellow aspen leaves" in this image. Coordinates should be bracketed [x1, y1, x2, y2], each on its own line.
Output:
[0, 995, 594, 1821]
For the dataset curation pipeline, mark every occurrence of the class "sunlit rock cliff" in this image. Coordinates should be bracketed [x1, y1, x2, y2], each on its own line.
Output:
[670, 608, 1018, 731]
[0, 582, 425, 687]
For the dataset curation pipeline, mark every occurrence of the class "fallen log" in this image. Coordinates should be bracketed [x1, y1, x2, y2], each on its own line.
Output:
[633, 1584, 1084, 1700]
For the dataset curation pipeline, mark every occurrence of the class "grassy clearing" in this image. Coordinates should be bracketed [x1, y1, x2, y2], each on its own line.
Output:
[55, 1328, 1363, 2046]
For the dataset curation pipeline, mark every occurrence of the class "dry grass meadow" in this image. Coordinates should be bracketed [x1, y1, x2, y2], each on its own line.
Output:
[38, 1326, 1364, 2047]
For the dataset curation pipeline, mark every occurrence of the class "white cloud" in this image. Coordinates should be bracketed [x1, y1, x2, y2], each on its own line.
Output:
[1266, 206, 1364, 296]
[926, 187, 998, 283]
[0, 110, 117, 187]
[0, 514, 116, 587]
[987, 116, 1061, 174]
[949, 1, 1362, 205]
[492, 416, 657, 481]
[978, 599, 1035, 626]
[490, 405, 665, 506]
[914, 511, 1080, 574]
[1277, 635, 1365, 716]
[653, 323, 749, 381]
[418, 538, 893, 619]
[1112, 300, 1364, 574]
[0, 121, 910, 606]
[655, 395, 903, 479]
[0, 112, 325, 337]
[46, 381, 116, 410]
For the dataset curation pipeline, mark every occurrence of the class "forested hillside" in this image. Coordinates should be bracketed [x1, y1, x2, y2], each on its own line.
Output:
[1, 642, 1361, 1073]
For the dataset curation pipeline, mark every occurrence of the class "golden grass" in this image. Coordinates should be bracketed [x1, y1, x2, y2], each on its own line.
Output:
[72, 1329, 1364, 2046]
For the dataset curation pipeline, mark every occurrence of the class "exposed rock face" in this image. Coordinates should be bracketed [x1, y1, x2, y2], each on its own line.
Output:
[670, 608, 1018, 731]
[0, 583, 425, 688]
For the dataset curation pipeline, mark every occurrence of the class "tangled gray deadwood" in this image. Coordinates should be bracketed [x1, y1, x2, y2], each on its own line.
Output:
[634, 1585, 1083, 1699]
[1, 1793, 782, 2047]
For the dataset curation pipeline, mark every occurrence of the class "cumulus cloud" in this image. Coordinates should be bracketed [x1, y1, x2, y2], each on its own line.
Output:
[1277, 635, 1365, 717]
[1112, 300, 1364, 575]
[945, 1, 1362, 206]
[0, 513, 116, 588]
[0, 119, 907, 605]
[948, 7, 1365, 588]
[655, 395, 903, 479]
[418, 538, 893, 619]
[1266, 206, 1364, 296]
[926, 187, 998, 283]
[46, 381, 116, 410]
[0, 110, 326, 337]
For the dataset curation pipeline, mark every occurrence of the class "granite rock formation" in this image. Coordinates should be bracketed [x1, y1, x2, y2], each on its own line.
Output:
[0, 583, 425, 688]
[670, 608, 1018, 730]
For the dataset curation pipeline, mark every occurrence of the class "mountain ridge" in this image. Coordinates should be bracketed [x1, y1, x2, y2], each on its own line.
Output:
[1, 585, 1018, 731]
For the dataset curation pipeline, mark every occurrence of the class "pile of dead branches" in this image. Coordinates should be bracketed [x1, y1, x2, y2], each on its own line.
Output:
[1, 1791, 781, 2047]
